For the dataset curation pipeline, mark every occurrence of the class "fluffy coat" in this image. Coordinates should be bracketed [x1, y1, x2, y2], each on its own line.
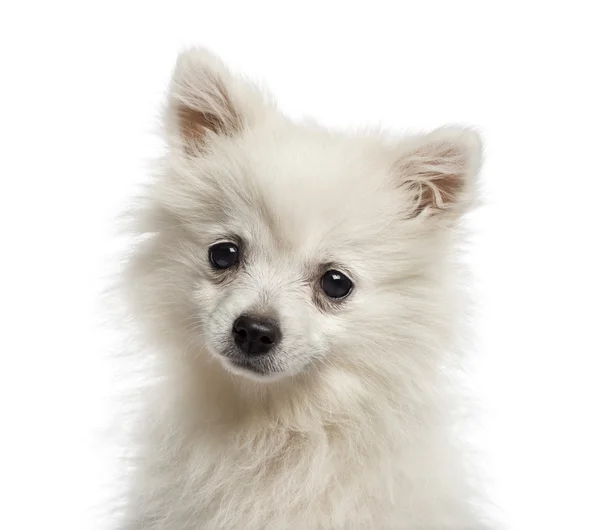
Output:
[118, 48, 492, 529]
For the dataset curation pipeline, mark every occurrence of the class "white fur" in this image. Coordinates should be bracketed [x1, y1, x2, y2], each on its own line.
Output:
[117, 48, 493, 529]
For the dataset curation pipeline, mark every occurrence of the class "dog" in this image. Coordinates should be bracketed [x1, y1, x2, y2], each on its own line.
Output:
[117, 47, 492, 529]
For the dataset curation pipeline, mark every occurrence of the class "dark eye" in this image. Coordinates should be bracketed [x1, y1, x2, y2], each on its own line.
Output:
[321, 270, 353, 299]
[209, 242, 240, 269]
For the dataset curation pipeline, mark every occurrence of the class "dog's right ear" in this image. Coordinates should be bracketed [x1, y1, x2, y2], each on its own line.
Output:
[165, 48, 272, 154]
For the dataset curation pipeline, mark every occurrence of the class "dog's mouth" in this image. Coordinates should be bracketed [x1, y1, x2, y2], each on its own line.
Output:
[228, 358, 267, 374]
[216, 348, 287, 380]
[208, 340, 290, 381]
[225, 358, 290, 382]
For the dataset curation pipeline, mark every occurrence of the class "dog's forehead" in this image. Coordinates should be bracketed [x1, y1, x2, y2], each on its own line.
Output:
[236, 125, 396, 247]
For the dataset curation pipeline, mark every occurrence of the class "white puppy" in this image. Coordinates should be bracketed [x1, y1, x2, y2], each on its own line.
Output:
[118, 48, 492, 529]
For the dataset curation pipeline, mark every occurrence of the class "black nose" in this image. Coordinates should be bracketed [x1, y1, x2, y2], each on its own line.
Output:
[232, 315, 281, 355]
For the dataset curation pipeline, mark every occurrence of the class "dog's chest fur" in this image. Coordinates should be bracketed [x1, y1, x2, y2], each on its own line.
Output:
[123, 378, 482, 530]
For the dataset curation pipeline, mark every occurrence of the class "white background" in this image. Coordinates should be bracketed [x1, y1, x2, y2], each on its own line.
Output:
[1, 1, 599, 529]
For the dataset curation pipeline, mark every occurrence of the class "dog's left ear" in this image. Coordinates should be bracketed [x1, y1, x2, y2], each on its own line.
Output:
[165, 48, 273, 154]
[394, 127, 482, 219]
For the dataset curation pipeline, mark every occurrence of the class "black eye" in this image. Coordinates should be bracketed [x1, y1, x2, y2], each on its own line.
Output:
[209, 242, 240, 269]
[321, 270, 353, 299]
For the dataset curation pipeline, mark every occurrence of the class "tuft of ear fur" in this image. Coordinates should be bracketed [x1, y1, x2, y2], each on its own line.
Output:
[165, 48, 272, 154]
[394, 127, 482, 218]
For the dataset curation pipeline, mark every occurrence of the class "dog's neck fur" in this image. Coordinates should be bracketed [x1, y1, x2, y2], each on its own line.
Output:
[127, 344, 475, 530]
[155, 341, 450, 440]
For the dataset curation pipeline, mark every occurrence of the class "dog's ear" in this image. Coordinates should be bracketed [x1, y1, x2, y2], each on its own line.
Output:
[394, 127, 482, 219]
[165, 48, 272, 154]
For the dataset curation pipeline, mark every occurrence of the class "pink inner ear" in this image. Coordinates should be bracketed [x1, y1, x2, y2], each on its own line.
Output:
[174, 77, 241, 153]
[397, 143, 468, 216]
[177, 105, 223, 146]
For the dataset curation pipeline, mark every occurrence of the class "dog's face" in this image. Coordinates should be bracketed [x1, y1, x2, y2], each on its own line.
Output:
[131, 49, 481, 383]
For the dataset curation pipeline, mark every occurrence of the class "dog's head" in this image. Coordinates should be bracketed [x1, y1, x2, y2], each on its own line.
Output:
[128, 49, 481, 384]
